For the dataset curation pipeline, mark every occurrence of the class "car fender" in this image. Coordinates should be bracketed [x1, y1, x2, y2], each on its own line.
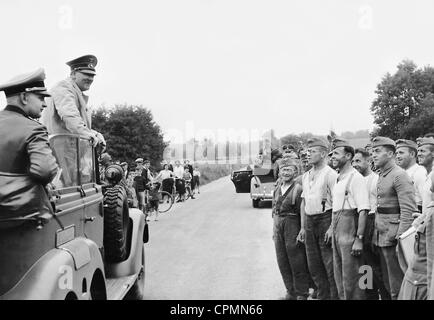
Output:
[0, 237, 105, 300]
[105, 208, 146, 278]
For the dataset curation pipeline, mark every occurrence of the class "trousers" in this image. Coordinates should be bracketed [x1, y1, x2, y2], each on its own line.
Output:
[375, 245, 404, 300]
[305, 211, 339, 300]
[273, 214, 310, 298]
[332, 209, 365, 300]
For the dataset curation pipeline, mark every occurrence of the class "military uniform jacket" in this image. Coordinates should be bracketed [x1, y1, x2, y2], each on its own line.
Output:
[374, 161, 417, 247]
[0, 105, 58, 217]
[41, 77, 93, 137]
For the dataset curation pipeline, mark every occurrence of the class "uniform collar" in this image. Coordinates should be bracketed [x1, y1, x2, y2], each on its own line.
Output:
[379, 160, 395, 177]
[4, 105, 27, 117]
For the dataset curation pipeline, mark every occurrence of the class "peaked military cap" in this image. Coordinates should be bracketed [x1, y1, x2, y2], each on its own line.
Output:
[416, 137, 434, 147]
[135, 158, 144, 163]
[0, 68, 50, 97]
[306, 137, 329, 149]
[371, 136, 396, 149]
[66, 54, 98, 75]
[331, 138, 353, 150]
[279, 158, 300, 170]
[396, 139, 418, 151]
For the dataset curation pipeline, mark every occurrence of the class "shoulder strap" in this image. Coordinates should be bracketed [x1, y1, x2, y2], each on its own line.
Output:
[341, 172, 355, 210]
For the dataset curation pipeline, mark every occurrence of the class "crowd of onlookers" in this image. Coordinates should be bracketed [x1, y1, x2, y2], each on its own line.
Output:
[99, 154, 201, 221]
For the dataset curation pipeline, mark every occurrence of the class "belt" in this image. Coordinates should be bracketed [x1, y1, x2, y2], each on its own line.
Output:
[275, 212, 298, 217]
[306, 209, 332, 218]
[377, 207, 400, 214]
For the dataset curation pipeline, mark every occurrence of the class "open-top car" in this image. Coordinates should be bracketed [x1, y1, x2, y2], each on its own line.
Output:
[0, 134, 148, 300]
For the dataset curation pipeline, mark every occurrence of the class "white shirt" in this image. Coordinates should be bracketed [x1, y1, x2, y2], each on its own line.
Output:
[281, 182, 292, 195]
[406, 163, 427, 207]
[193, 170, 201, 177]
[174, 166, 184, 179]
[159, 170, 173, 180]
[332, 168, 370, 213]
[365, 171, 379, 214]
[422, 171, 434, 213]
[301, 165, 338, 215]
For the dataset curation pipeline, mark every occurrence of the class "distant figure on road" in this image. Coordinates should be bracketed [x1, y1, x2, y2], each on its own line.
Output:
[193, 166, 201, 194]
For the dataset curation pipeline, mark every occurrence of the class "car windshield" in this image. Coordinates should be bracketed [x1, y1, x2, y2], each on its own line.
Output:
[49, 135, 95, 188]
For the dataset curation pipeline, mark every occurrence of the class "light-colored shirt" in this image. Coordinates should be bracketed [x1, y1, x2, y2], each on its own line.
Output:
[301, 165, 338, 215]
[193, 170, 201, 177]
[422, 171, 434, 213]
[158, 169, 173, 181]
[174, 165, 184, 179]
[281, 182, 292, 195]
[365, 171, 379, 214]
[332, 168, 370, 213]
[406, 163, 427, 207]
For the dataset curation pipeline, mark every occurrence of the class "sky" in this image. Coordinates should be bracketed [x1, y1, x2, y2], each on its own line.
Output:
[1, 0, 434, 143]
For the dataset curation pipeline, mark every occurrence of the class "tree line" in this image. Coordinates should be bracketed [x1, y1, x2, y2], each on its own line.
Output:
[92, 59, 434, 170]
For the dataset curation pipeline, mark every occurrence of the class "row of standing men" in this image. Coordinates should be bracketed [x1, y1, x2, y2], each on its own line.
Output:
[272, 135, 434, 300]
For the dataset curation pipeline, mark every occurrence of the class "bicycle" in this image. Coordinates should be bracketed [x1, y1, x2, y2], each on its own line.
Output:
[145, 180, 174, 214]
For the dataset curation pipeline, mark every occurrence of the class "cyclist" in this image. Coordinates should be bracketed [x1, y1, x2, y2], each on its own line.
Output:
[154, 163, 175, 203]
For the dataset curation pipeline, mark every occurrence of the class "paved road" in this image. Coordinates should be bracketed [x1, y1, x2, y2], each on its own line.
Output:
[142, 176, 285, 300]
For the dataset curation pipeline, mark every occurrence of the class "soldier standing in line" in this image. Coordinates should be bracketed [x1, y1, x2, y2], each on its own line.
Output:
[395, 139, 427, 213]
[272, 158, 310, 300]
[371, 136, 416, 300]
[296, 138, 339, 300]
[352, 148, 390, 300]
[329, 140, 369, 299]
[399, 137, 434, 299]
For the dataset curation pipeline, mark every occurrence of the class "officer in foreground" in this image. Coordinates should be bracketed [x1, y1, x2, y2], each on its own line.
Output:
[0, 68, 58, 217]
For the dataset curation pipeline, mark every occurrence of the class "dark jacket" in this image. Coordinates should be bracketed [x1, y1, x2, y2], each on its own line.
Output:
[0, 105, 58, 217]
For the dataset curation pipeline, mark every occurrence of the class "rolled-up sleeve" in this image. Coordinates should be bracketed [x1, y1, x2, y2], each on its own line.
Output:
[395, 172, 417, 237]
[26, 125, 58, 184]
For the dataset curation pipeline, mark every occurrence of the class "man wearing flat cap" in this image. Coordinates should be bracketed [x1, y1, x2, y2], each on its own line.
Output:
[370, 136, 416, 299]
[272, 158, 310, 300]
[399, 137, 434, 299]
[297, 137, 339, 300]
[41, 54, 105, 147]
[0, 68, 58, 217]
[330, 139, 370, 299]
[395, 139, 427, 213]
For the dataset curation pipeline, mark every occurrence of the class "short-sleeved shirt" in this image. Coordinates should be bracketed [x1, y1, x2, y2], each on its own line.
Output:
[332, 168, 370, 213]
[174, 166, 184, 179]
[406, 163, 427, 207]
[365, 172, 379, 214]
[301, 165, 338, 215]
